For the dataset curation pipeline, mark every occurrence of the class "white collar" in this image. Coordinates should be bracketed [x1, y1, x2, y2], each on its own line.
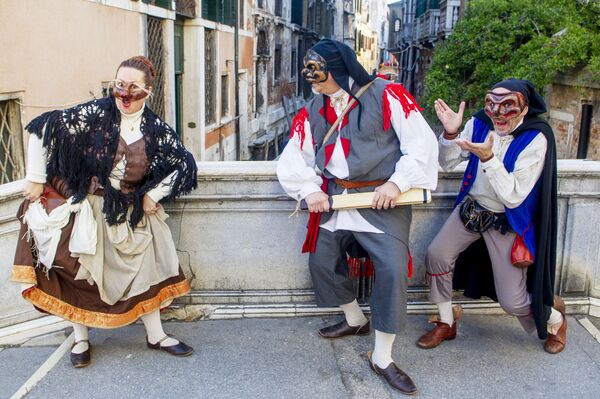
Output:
[120, 104, 145, 121]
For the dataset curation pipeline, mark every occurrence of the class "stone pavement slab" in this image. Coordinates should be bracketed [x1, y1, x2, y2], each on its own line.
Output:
[6, 314, 600, 399]
[0, 346, 56, 399]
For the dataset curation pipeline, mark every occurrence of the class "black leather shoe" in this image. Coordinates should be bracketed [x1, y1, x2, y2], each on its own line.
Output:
[317, 320, 370, 339]
[367, 351, 417, 395]
[147, 335, 194, 357]
[70, 340, 91, 368]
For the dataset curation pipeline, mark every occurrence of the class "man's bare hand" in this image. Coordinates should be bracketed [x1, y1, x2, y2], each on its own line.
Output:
[22, 181, 44, 202]
[305, 191, 330, 213]
[372, 182, 401, 209]
[434, 99, 465, 135]
[455, 132, 494, 162]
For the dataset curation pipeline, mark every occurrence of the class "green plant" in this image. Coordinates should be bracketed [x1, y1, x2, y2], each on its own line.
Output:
[421, 0, 600, 123]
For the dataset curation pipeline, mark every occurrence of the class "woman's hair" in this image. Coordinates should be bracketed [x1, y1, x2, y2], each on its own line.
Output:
[117, 55, 156, 87]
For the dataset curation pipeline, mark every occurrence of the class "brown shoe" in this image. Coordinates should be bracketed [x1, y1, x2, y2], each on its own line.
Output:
[416, 304, 463, 349]
[70, 340, 91, 368]
[544, 295, 567, 354]
[317, 320, 370, 339]
[367, 351, 417, 395]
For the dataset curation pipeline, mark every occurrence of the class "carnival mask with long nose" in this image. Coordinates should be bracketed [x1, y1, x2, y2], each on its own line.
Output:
[484, 90, 528, 135]
[110, 79, 150, 103]
[301, 49, 330, 83]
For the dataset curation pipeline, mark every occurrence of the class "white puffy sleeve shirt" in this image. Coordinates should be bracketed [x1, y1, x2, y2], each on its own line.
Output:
[438, 117, 548, 212]
[277, 87, 438, 232]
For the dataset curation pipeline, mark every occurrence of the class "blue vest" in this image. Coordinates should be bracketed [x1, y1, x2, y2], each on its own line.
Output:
[455, 118, 542, 257]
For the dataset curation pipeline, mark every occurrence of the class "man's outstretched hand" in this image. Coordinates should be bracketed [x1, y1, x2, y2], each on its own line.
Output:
[434, 99, 465, 135]
[455, 132, 494, 162]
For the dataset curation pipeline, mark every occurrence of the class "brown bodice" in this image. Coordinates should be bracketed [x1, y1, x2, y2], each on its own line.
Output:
[111, 137, 150, 194]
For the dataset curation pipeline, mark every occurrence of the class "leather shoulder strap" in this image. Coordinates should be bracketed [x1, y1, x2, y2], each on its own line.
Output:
[319, 80, 375, 147]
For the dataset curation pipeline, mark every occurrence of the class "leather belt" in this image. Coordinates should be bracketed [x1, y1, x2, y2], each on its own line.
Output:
[333, 177, 386, 189]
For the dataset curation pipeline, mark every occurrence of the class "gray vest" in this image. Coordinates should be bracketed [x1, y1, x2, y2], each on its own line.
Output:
[306, 78, 411, 244]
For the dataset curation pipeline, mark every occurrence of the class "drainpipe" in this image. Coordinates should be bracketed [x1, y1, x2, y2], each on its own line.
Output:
[577, 103, 593, 159]
[234, 0, 241, 160]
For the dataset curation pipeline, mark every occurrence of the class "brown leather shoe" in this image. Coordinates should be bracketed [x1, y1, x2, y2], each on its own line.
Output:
[544, 295, 567, 354]
[317, 320, 370, 339]
[70, 340, 91, 368]
[416, 304, 463, 349]
[367, 351, 417, 395]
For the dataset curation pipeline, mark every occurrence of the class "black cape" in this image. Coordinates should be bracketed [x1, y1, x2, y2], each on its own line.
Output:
[453, 110, 558, 340]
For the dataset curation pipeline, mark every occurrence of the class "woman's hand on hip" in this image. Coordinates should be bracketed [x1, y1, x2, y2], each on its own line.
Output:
[143, 194, 160, 214]
[22, 181, 44, 201]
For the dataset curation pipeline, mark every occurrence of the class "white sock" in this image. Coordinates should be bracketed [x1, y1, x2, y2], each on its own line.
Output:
[71, 323, 89, 354]
[547, 307, 564, 335]
[372, 330, 396, 369]
[141, 310, 178, 346]
[437, 301, 454, 326]
[340, 299, 368, 327]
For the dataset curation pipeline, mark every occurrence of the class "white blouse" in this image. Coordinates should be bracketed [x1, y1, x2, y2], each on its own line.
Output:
[438, 117, 548, 212]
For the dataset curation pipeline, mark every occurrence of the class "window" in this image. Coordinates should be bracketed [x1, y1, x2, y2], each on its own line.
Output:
[0, 98, 24, 184]
[142, 0, 174, 10]
[274, 44, 282, 81]
[202, 0, 235, 26]
[394, 18, 401, 32]
[221, 74, 230, 117]
[205, 28, 217, 125]
[147, 16, 166, 119]
[275, 0, 282, 17]
[291, 49, 297, 79]
[291, 1, 302, 25]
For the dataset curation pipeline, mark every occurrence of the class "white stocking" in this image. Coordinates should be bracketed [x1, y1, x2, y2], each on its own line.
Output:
[140, 310, 178, 346]
[437, 301, 454, 326]
[372, 330, 396, 369]
[547, 307, 564, 335]
[71, 323, 89, 354]
[340, 299, 368, 327]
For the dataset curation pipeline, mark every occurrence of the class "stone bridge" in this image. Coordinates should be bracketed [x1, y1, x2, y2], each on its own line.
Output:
[1, 161, 599, 340]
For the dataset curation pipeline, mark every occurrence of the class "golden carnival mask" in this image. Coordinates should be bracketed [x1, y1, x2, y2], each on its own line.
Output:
[301, 49, 329, 83]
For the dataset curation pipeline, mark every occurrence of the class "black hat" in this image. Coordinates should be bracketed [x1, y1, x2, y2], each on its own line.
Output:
[309, 39, 374, 128]
[492, 78, 547, 116]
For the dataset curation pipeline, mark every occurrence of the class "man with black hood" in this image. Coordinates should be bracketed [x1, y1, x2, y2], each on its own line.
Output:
[277, 39, 438, 394]
[417, 78, 566, 355]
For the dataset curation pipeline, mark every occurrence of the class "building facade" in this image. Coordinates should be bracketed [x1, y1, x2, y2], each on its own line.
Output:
[387, 0, 460, 96]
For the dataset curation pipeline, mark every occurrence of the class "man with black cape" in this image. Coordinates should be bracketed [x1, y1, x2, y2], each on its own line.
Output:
[277, 39, 439, 394]
[416, 78, 566, 355]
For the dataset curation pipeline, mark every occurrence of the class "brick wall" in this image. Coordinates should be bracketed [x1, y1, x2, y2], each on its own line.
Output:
[545, 71, 600, 160]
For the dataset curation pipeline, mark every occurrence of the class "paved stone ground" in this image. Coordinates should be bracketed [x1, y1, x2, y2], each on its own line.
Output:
[1, 314, 599, 399]
[588, 316, 600, 332]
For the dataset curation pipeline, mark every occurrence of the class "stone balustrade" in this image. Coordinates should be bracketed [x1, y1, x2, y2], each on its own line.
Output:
[1, 160, 600, 328]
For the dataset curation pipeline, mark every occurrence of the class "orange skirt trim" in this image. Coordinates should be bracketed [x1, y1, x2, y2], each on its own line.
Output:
[21, 279, 191, 329]
[11, 265, 37, 284]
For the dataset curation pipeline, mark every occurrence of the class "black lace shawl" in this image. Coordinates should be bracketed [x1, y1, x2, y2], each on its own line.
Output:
[26, 96, 198, 228]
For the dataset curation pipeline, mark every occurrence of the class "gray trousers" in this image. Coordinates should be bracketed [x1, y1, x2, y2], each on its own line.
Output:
[308, 228, 409, 334]
[426, 207, 535, 333]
